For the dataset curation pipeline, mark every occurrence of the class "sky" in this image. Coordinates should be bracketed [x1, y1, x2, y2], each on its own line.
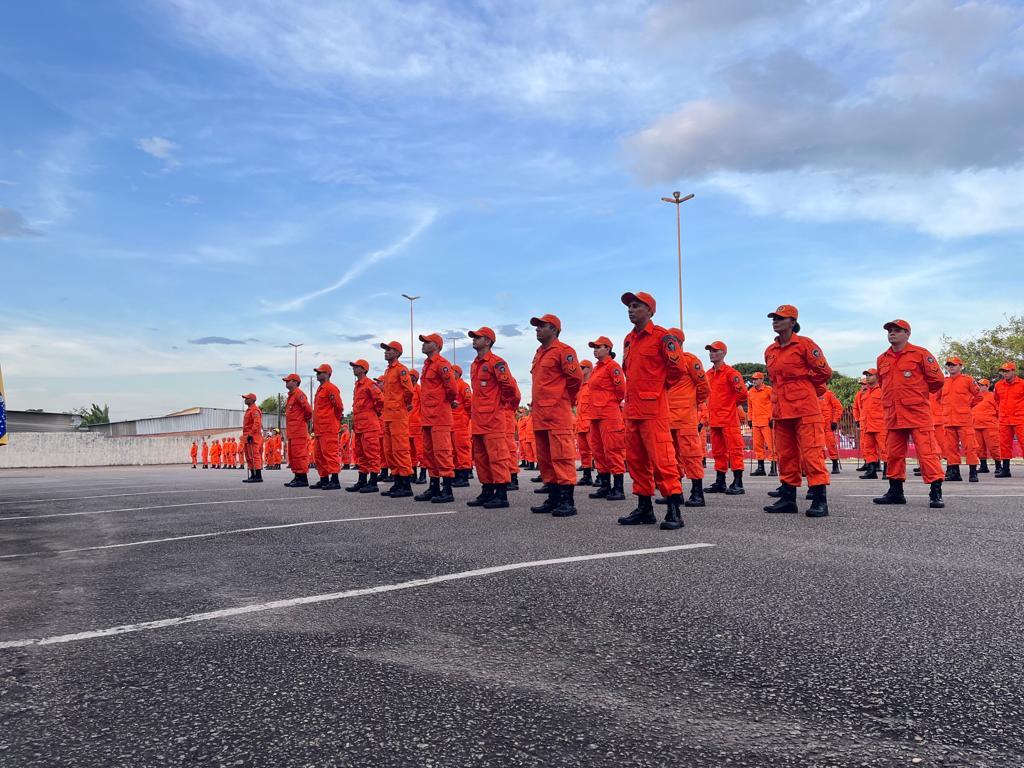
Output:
[1, 0, 1022, 420]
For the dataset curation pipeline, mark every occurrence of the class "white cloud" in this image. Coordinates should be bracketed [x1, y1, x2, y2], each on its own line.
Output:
[136, 136, 179, 161]
[0, 207, 41, 238]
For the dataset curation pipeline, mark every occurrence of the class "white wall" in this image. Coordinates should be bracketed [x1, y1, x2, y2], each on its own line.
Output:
[0, 431, 239, 468]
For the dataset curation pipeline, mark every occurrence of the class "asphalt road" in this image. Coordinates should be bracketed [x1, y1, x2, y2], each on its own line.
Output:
[1, 463, 1022, 767]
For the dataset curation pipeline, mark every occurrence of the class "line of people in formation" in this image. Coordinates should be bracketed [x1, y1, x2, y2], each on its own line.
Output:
[190, 292, 1024, 529]
[191, 431, 284, 470]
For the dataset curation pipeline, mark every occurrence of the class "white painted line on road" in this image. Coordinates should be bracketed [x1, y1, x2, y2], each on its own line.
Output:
[844, 494, 1024, 498]
[0, 496, 325, 522]
[0, 510, 458, 559]
[0, 488, 243, 506]
[0, 543, 715, 649]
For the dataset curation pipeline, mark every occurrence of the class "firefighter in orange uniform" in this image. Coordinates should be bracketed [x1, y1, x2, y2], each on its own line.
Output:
[451, 365, 474, 487]
[201, 438, 209, 469]
[919, 389, 946, 478]
[704, 341, 748, 495]
[575, 360, 594, 485]
[747, 372, 775, 476]
[762, 305, 833, 517]
[241, 394, 264, 483]
[339, 424, 352, 469]
[662, 326, 711, 509]
[308, 432, 317, 471]
[528, 314, 584, 517]
[871, 319, 946, 508]
[518, 408, 536, 469]
[972, 378, 999, 474]
[466, 326, 521, 508]
[504, 403, 520, 491]
[190, 441, 198, 469]
[282, 373, 313, 487]
[311, 363, 345, 490]
[858, 368, 888, 479]
[210, 439, 221, 469]
[819, 388, 844, 474]
[346, 359, 385, 493]
[586, 336, 627, 502]
[408, 370, 426, 484]
[941, 357, 982, 482]
[378, 341, 416, 498]
[994, 362, 1024, 476]
[615, 292, 687, 529]
[414, 333, 459, 503]
[853, 377, 867, 470]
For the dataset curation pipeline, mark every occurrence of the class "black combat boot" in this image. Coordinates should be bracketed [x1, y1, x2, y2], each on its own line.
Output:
[994, 459, 1010, 478]
[580, 468, 593, 486]
[873, 479, 907, 505]
[552, 486, 577, 517]
[325, 473, 342, 490]
[968, 465, 979, 483]
[484, 483, 510, 509]
[534, 482, 552, 494]
[978, 458, 990, 473]
[855, 460, 868, 472]
[379, 467, 392, 483]
[704, 471, 728, 494]
[530, 474, 544, 483]
[659, 495, 685, 530]
[763, 483, 798, 513]
[859, 462, 878, 479]
[451, 469, 470, 488]
[388, 476, 414, 498]
[881, 462, 888, 479]
[725, 470, 744, 495]
[683, 478, 705, 507]
[767, 483, 785, 498]
[359, 472, 380, 493]
[308, 474, 328, 490]
[346, 472, 367, 492]
[768, 461, 778, 476]
[431, 477, 455, 503]
[415, 467, 428, 484]
[589, 473, 610, 499]
[467, 484, 495, 507]
[617, 496, 656, 525]
[805, 485, 828, 517]
[929, 480, 944, 509]
[285, 473, 309, 488]
[606, 474, 626, 501]
[507, 473, 519, 491]
[947, 465, 963, 482]
[831, 459, 841, 474]
[750, 460, 767, 476]
[530, 485, 560, 514]
[414, 477, 440, 502]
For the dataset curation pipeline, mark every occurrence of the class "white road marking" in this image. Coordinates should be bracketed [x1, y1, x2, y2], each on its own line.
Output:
[0, 488, 242, 506]
[844, 494, 1024, 498]
[0, 496, 324, 522]
[0, 543, 715, 649]
[0, 510, 457, 559]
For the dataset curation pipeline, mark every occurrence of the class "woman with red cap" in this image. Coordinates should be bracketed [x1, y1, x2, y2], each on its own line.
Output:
[282, 372, 313, 487]
[586, 336, 627, 502]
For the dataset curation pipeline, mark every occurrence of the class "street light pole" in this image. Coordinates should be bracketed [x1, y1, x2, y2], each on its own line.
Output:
[401, 294, 421, 370]
[660, 191, 695, 335]
[446, 336, 461, 367]
[288, 342, 303, 373]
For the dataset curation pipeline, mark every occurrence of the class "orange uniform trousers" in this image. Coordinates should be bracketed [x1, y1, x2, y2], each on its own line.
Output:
[974, 427, 1000, 460]
[775, 416, 829, 488]
[384, 422, 413, 476]
[888, 428, 944, 483]
[287, 435, 310, 473]
[453, 427, 473, 470]
[421, 426, 454, 479]
[999, 424, 1024, 459]
[473, 433, 512, 485]
[822, 424, 839, 460]
[243, 438, 264, 471]
[671, 429, 704, 481]
[521, 440, 536, 464]
[751, 425, 774, 461]
[534, 429, 576, 486]
[588, 418, 626, 475]
[577, 431, 593, 468]
[314, 434, 340, 475]
[353, 431, 382, 475]
[862, 431, 888, 464]
[626, 418, 681, 497]
[944, 425, 979, 465]
[709, 424, 744, 472]
[409, 433, 421, 468]
[931, 425, 946, 461]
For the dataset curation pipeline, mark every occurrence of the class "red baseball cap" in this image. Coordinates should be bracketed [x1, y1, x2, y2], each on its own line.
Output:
[419, 333, 444, 349]
[621, 291, 656, 314]
[588, 335, 613, 349]
[282, 373, 301, 383]
[349, 359, 370, 371]
[453, 364, 463, 376]
[409, 369, 419, 381]
[241, 393, 257, 401]
[314, 363, 333, 375]
[884, 319, 911, 332]
[945, 356, 963, 366]
[580, 360, 593, 369]
[705, 340, 727, 353]
[381, 340, 403, 354]
[768, 304, 799, 319]
[1000, 361, 1017, 372]
[468, 327, 496, 342]
[863, 367, 878, 375]
[979, 378, 990, 386]
[530, 314, 562, 332]
[751, 372, 765, 379]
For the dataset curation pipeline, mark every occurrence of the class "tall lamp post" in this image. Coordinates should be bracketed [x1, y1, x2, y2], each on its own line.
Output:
[660, 191, 695, 334]
[288, 342, 303, 373]
[446, 335, 461, 368]
[401, 294, 421, 370]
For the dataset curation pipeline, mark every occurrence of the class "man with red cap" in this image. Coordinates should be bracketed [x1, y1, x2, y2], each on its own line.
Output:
[858, 368, 888, 479]
[282, 373, 313, 486]
[660, 326, 711, 509]
[414, 333, 459, 503]
[241, 393, 264, 483]
[586, 336, 627, 501]
[818, 389, 844, 474]
[575, 360, 594, 485]
[941, 357, 982, 482]
[201, 437, 209, 469]
[190, 440, 198, 469]
[518, 407, 536, 470]
[528, 314, 584, 517]
[746, 372, 775, 476]
[377, 341, 416, 498]
[451, 365, 474, 487]
[704, 340, 748, 495]
[853, 377, 868, 471]
[310, 363, 345, 490]
[465, 326, 522, 508]
[871, 319, 946, 508]
[972, 378, 999, 474]
[408, 369, 426, 484]
[615, 292, 688, 529]
[345, 359, 385, 493]
[994, 361, 1024, 477]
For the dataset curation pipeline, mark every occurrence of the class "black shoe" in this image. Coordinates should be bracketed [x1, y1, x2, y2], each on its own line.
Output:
[580, 468, 593, 486]
[605, 473, 626, 501]
[994, 459, 1011, 478]
[415, 478, 440, 501]
[451, 469, 470, 488]
[859, 462, 878, 479]
[683, 478, 705, 507]
[285, 473, 309, 487]
[589, 473, 610, 499]
[618, 496, 656, 525]
[968, 465, 979, 483]
[507, 474, 519, 491]
[552, 485, 577, 517]
[378, 468, 392, 483]
[725, 470, 744, 495]
[831, 459, 841, 474]
[767, 483, 785, 498]
[763, 483, 798, 513]
[242, 470, 255, 483]
[346, 473, 368, 492]
[324, 473, 342, 490]
[929, 480, 944, 509]
[359, 472, 380, 493]
[243, 469, 264, 484]
[483, 484, 510, 509]
[978, 459, 990, 473]
[873, 479, 907, 505]
[947, 465, 963, 482]
[414, 467, 428, 484]
[534, 482, 553, 494]
[750, 460, 767, 477]
[388, 476, 414, 498]
[530, 475, 544, 483]
[309, 476, 328, 490]
[531, 486, 560, 514]
[704, 471, 728, 494]
[659, 495, 685, 530]
[805, 485, 829, 517]
[432, 477, 455, 503]
[467, 484, 495, 507]
[855, 462, 868, 472]
[881, 462, 888, 479]
[768, 461, 778, 477]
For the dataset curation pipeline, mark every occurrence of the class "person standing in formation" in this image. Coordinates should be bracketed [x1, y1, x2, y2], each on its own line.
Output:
[415, 333, 459, 504]
[379, 341, 416, 499]
[346, 359, 385, 494]
[282, 373, 313, 487]
[994, 362, 1024, 477]
[704, 341, 747, 495]
[586, 336, 627, 502]
[575, 360, 594, 486]
[408, 369, 426, 484]
[940, 357, 982, 483]
[853, 377, 868, 470]
[819, 388, 844, 474]
[518, 407, 536, 470]
[241, 393, 264, 483]
[311, 363, 345, 490]
[747, 372, 775, 476]
[465, 326, 521, 509]
[190, 440, 198, 469]
[528, 314, 584, 517]
[210, 438, 221, 469]
[201, 437, 209, 469]
[662, 326, 710, 509]
[857, 368, 888, 479]
[503, 400, 520, 491]
[451, 365, 474, 488]
[972, 378, 999, 474]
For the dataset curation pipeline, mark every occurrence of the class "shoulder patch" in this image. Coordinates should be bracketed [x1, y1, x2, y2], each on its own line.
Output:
[496, 363, 506, 373]
[927, 356, 935, 363]
[442, 366, 450, 374]
[694, 362, 702, 371]
[812, 348, 821, 357]
[732, 375, 740, 383]
[566, 354, 574, 363]
[665, 339, 677, 352]
[400, 370, 408, 377]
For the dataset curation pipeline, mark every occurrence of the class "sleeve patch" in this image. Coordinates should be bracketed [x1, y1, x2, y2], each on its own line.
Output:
[400, 370, 408, 377]
[496, 363, 506, 373]
[566, 354, 574, 363]
[442, 366, 450, 374]
[812, 348, 821, 357]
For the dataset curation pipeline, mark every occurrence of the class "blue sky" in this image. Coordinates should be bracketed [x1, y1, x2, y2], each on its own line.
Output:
[2, 0, 1022, 419]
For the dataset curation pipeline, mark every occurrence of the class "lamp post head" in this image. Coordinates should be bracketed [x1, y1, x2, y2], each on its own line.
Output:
[673, 191, 681, 200]
[402, 294, 421, 301]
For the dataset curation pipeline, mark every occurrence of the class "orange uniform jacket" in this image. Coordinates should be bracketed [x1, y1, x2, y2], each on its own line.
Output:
[382, 361, 415, 424]
[285, 388, 313, 435]
[530, 340, 584, 430]
[705, 364, 747, 427]
[201, 442, 209, 462]
[453, 378, 473, 430]
[190, 444, 198, 461]
[994, 378, 1024, 425]
[470, 352, 521, 435]
[853, 388, 865, 423]
[666, 351, 709, 432]
[859, 386, 886, 432]
[621, 321, 685, 420]
[313, 381, 345, 434]
[876, 344, 945, 429]
[409, 385, 422, 431]
[972, 391, 999, 428]
[747, 385, 773, 427]
[819, 390, 843, 425]
[243, 405, 263, 449]
[352, 377, 384, 434]
[941, 375, 982, 426]
[575, 381, 592, 433]
[764, 334, 832, 420]
[587, 358, 626, 422]
[419, 355, 458, 427]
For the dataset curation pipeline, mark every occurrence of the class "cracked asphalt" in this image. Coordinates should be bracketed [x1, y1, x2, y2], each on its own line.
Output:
[1, 463, 1022, 767]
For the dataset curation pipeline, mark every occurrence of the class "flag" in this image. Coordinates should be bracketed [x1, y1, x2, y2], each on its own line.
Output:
[0, 363, 7, 446]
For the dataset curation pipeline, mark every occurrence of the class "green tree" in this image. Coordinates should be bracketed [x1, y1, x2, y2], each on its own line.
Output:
[74, 403, 110, 425]
[941, 315, 1024, 379]
[828, 371, 860, 408]
[733, 362, 768, 379]
[259, 396, 281, 414]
